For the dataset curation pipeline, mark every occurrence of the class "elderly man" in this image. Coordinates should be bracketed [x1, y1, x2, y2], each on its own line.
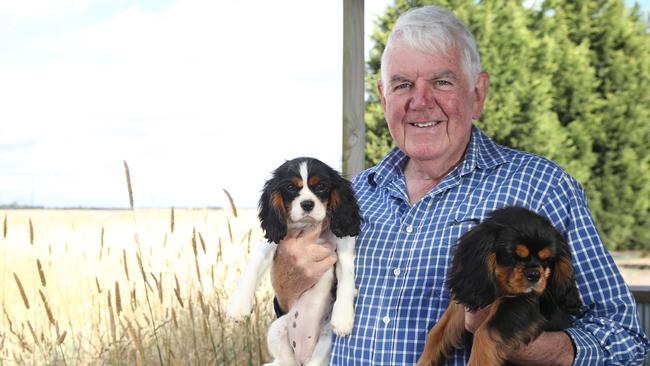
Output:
[272, 5, 650, 365]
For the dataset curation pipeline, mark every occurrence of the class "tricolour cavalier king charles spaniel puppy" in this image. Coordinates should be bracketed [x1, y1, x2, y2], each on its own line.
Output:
[418, 206, 582, 366]
[226, 157, 360, 366]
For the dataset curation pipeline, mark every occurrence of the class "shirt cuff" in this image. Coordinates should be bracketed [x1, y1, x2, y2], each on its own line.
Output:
[564, 327, 605, 365]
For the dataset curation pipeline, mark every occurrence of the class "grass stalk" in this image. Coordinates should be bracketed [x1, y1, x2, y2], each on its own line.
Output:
[121, 249, 129, 281]
[170, 207, 174, 234]
[124, 160, 164, 366]
[36, 259, 46, 287]
[99, 227, 104, 260]
[115, 282, 123, 315]
[13, 273, 30, 309]
[222, 189, 238, 218]
[28, 218, 34, 245]
[38, 289, 55, 327]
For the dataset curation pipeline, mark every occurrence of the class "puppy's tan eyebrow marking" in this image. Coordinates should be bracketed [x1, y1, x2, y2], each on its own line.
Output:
[515, 244, 530, 258]
[308, 176, 320, 186]
[291, 177, 303, 188]
[538, 248, 551, 260]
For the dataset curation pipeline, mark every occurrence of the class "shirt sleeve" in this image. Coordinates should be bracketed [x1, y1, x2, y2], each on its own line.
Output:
[540, 173, 650, 365]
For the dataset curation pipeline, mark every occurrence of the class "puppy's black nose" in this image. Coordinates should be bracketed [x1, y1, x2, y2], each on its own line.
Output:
[524, 269, 541, 283]
[300, 200, 315, 212]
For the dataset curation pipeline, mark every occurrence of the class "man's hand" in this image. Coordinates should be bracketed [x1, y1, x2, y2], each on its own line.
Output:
[270, 223, 337, 312]
[465, 305, 491, 333]
[464, 305, 574, 365]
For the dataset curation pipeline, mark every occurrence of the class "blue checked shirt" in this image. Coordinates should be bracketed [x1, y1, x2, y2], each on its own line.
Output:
[330, 126, 650, 365]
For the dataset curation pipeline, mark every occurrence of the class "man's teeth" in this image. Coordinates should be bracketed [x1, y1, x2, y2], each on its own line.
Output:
[412, 121, 441, 127]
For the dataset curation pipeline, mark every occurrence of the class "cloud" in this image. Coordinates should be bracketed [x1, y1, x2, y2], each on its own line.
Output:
[0, 1, 343, 207]
[0, 0, 92, 19]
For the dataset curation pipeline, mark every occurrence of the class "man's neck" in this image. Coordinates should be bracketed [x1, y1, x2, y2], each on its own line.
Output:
[403, 155, 465, 205]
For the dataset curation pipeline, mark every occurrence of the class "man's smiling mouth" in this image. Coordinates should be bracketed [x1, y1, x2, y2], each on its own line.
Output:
[410, 121, 444, 128]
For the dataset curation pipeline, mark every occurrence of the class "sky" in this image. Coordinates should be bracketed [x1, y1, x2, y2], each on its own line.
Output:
[1, 0, 648, 209]
[0, 0, 394, 209]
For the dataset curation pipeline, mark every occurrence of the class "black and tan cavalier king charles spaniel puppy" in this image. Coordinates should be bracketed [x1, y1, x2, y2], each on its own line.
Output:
[418, 207, 582, 366]
[227, 157, 360, 366]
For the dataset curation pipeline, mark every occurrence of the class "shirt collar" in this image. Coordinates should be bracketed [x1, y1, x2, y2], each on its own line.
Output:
[368, 125, 509, 187]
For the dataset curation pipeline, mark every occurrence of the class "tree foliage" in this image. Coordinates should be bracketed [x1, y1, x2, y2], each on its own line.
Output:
[365, 0, 650, 250]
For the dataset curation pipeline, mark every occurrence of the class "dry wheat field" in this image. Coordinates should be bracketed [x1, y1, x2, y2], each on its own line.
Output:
[0, 206, 274, 365]
[2, 205, 647, 365]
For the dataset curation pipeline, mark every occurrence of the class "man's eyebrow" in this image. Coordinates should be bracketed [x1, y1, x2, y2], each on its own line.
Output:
[388, 70, 458, 83]
[429, 70, 457, 80]
[389, 74, 410, 83]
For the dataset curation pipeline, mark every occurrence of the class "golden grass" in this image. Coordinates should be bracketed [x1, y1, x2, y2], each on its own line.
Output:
[0, 206, 274, 365]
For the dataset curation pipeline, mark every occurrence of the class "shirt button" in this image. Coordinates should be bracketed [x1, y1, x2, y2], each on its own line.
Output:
[405, 225, 413, 233]
[393, 268, 401, 276]
[383, 316, 390, 324]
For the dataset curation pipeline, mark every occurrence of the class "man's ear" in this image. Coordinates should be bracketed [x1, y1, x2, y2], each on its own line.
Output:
[377, 80, 387, 111]
[472, 71, 490, 119]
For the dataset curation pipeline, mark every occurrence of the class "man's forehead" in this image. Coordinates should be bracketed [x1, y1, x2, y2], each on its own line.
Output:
[384, 43, 460, 68]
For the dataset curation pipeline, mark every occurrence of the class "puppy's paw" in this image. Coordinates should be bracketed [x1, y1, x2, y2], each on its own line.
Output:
[330, 301, 354, 336]
[225, 295, 253, 321]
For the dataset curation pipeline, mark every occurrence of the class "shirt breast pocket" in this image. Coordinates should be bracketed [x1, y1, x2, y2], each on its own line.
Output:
[449, 209, 491, 246]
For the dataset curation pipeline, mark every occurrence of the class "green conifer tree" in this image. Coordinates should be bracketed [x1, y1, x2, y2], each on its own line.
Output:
[364, 0, 650, 250]
[574, 0, 650, 249]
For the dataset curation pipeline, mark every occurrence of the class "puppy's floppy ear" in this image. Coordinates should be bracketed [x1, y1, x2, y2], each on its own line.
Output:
[446, 222, 498, 310]
[258, 177, 287, 244]
[328, 172, 361, 238]
[548, 234, 582, 315]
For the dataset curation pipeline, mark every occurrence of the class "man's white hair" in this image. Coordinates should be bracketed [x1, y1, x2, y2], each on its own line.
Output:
[380, 5, 481, 91]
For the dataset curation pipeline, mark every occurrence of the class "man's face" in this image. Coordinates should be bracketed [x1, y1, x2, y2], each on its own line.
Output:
[378, 40, 488, 166]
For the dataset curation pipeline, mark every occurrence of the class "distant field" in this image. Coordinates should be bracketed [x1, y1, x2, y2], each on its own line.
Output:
[1, 207, 274, 365]
[2, 208, 647, 365]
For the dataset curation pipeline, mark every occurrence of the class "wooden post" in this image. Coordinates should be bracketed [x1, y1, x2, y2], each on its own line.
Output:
[342, 0, 365, 179]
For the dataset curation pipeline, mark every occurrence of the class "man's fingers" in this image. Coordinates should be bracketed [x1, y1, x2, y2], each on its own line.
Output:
[464, 304, 492, 334]
[320, 241, 336, 251]
[285, 229, 302, 239]
[308, 242, 336, 262]
[324, 253, 338, 267]
[309, 253, 337, 277]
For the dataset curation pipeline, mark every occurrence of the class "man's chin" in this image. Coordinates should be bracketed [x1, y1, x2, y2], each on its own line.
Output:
[403, 147, 447, 162]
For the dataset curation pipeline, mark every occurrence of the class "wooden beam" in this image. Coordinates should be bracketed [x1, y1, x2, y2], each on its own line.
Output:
[342, 0, 365, 178]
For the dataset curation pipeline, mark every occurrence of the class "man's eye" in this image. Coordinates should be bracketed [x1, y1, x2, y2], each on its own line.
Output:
[435, 80, 453, 88]
[393, 83, 410, 91]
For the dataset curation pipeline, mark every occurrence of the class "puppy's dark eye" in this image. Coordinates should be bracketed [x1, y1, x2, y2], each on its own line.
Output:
[314, 183, 328, 193]
[285, 183, 298, 193]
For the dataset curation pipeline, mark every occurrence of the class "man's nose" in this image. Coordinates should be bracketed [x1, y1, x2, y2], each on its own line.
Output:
[409, 82, 434, 109]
